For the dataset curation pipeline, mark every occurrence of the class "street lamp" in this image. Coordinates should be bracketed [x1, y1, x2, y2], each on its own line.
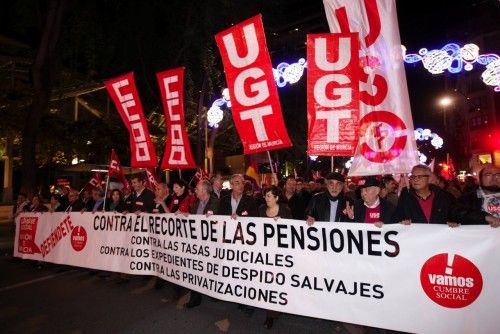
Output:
[438, 96, 453, 131]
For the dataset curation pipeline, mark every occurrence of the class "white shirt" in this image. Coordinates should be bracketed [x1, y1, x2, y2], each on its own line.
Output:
[329, 200, 339, 222]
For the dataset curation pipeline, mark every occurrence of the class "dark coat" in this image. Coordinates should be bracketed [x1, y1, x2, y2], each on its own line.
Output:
[393, 185, 457, 224]
[305, 192, 350, 222]
[455, 190, 492, 225]
[218, 193, 258, 217]
[352, 198, 395, 224]
[128, 188, 155, 213]
[280, 191, 311, 220]
[190, 196, 220, 215]
[258, 203, 293, 219]
[63, 200, 85, 212]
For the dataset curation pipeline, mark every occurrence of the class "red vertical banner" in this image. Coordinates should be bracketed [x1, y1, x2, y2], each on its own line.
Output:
[18, 217, 41, 254]
[307, 33, 359, 156]
[156, 67, 196, 170]
[215, 15, 292, 154]
[105, 72, 158, 168]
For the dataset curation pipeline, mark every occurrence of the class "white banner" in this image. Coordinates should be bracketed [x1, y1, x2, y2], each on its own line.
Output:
[323, 0, 419, 175]
[14, 213, 500, 334]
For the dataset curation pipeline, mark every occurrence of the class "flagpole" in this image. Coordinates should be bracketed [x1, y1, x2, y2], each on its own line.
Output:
[267, 151, 277, 185]
[331, 156, 334, 172]
[103, 174, 110, 211]
[178, 169, 182, 180]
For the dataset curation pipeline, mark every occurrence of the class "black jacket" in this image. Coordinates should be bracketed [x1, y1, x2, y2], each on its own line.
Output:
[352, 198, 395, 224]
[393, 185, 457, 224]
[305, 192, 350, 222]
[128, 188, 155, 213]
[218, 193, 258, 217]
[455, 190, 492, 225]
[63, 200, 85, 212]
[280, 191, 311, 220]
[190, 196, 220, 215]
[258, 203, 293, 219]
[105, 200, 126, 213]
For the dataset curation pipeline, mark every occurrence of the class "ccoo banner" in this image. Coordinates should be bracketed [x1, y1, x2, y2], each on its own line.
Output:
[105, 72, 158, 168]
[307, 33, 360, 156]
[15, 213, 500, 334]
[215, 15, 292, 154]
[323, 0, 419, 175]
[156, 67, 196, 170]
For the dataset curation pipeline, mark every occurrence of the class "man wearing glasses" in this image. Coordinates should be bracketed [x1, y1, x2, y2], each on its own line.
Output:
[457, 164, 500, 227]
[394, 164, 457, 225]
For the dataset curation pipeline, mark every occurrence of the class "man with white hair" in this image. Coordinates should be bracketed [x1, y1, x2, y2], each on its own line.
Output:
[218, 174, 258, 218]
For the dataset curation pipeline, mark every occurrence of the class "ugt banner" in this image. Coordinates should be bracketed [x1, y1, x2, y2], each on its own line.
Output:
[215, 15, 292, 154]
[156, 67, 196, 170]
[307, 33, 360, 156]
[105, 72, 158, 168]
[323, 0, 419, 175]
[15, 212, 500, 334]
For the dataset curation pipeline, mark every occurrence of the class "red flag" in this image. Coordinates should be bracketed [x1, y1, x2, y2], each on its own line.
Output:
[105, 72, 158, 168]
[215, 15, 292, 154]
[108, 149, 130, 190]
[193, 167, 209, 183]
[84, 172, 103, 191]
[156, 67, 196, 170]
[312, 170, 322, 181]
[307, 33, 359, 156]
[441, 154, 457, 181]
[145, 168, 159, 191]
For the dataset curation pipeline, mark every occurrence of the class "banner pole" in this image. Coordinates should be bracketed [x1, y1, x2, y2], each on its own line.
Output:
[178, 169, 182, 180]
[103, 175, 110, 211]
[331, 156, 334, 173]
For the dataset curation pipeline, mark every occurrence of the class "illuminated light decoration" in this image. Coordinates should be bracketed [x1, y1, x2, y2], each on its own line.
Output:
[309, 155, 318, 161]
[273, 58, 307, 88]
[403, 43, 500, 91]
[419, 151, 428, 164]
[345, 157, 354, 169]
[414, 128, 443, 149]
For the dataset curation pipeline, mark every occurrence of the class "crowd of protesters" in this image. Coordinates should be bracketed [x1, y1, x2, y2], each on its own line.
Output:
[11, 163, 500, 331]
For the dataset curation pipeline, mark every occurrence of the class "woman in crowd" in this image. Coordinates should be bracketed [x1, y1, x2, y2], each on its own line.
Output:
[29, 194, 48, 212]
[105, 189, 125, 213]
[169, 179, 194, 214]
[258, 185, 292, 329]
[49, 194, 64, 212]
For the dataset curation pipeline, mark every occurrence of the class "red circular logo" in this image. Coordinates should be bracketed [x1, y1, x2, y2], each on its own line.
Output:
[420, 253, 483, 308]
[358, 111, 407, 163]
[70, 225, 87, 252]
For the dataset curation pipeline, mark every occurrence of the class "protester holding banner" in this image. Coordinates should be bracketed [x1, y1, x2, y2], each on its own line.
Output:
[89, 188, 105, 213]
[63, 189, 85, 212]
[256, 185, 292, 329]
[28, 194, 48, 213]
[394, 165, 458, 225]
[344, 176, 395, 227]
[457, 164, 500, 227]
[105, 189, 125, 213]
[49, 194, 63, 212]
[218, 174, 258, 218]
[184, 179, 220, 309]
[305, 172, 350, 225]
[126, 174, 155, 213]
[152, 183, 171, 214]
[168, 179, 194, 214]
[13, 193, 30, 218]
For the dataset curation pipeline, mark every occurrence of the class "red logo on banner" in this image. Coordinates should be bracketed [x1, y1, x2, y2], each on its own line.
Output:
[105, 72, 158, 168]
[215, 15, 292, 154]
[71, 225, 87, 252]
[307, 33, 359, 156]
[420, 253, 483, 308]
[18, 217, 41, 254]
[156, 67, 196, 169]
[358, 111, 407, 163]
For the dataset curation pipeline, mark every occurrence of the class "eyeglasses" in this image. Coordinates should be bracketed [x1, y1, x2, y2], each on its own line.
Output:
[409, 175, 430, 181]
[483, 173, 500, 178]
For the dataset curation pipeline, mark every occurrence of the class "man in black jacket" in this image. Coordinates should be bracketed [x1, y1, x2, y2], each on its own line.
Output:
[394, 164, 458, 225]
[126, 174, 155, 213]
[456, 164, 499, 227]
[305, 172, 350, 225]
[184, 179, 220, 309]
[218, 174, 258, 218]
